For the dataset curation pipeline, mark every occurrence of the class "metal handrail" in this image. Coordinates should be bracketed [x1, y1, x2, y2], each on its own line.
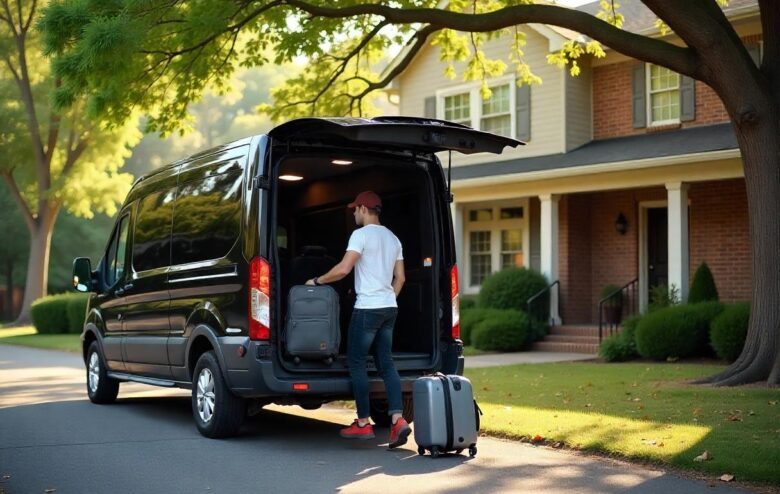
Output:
[527, 280, 560, 328]
[598, 278, 639, 343]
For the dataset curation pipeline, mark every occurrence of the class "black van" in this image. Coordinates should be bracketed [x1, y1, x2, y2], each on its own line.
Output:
[73, 116, 521, 438]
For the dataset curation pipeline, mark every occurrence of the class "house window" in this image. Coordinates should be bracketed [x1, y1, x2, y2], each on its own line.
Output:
[480, 84, 512, 137]
[464, 200, 529, 289]
[438, 76, 515, 135]
[444, 92, 471, 125]
[647, 65, 680, 125]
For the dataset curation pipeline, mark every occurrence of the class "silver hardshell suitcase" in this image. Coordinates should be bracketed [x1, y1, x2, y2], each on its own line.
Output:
[413, 373, 481, 457]
[284, 285, 340, 364]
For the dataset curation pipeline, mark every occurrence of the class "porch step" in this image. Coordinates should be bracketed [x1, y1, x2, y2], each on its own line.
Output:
[548, 325, 601, 337]
[531, 341, 600, 355]
[544, 334, 600, 344]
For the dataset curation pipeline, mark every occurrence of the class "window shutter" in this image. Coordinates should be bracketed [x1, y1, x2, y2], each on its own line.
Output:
[632, 64, 647, 128]
[516, 84, 531, 141]
[746, 42, 761, 67]
[680, 75, 696, 122]
[424, 96, 436, 118]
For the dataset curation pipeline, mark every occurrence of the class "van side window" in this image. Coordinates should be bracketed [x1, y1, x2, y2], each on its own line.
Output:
[106, 215, 129, 287]
[133, 189, 176, 272]
[171, 170, 242, 265]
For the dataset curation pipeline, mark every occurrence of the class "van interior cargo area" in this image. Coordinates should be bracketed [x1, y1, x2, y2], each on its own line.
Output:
[273, 152, 441, 373]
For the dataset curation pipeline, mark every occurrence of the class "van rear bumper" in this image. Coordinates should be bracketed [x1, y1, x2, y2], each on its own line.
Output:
[227, 341, 464, 399]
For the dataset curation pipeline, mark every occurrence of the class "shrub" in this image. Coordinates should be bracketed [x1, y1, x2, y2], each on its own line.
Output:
[688, 262, 719, 304]
[30, 294, 74, 334]
[66, 293, 90, 334]
[635, 302, 723, 360]
[472, 309, 529, 352]
[460, 308, 504, 346]
[647, 284, 680, 313]
[460, 295, 478, 311]
[710, 302, 750, 362]
[478, 267, 548, 314]
[525, 318, 548, 346]
[599, 314, 643, 362]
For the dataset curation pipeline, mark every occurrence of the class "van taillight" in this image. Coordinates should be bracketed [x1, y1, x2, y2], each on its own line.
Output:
[451, 264, 460, 339]
[249, 257, 271, 340]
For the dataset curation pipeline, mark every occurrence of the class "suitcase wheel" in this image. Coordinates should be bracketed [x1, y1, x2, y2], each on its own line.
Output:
[417, 446, 425, 456]
[293, 356, 301, 365]
[455, 449, 463, 455]
[469, 446, 477, 457]
[430, 447, 440, 458]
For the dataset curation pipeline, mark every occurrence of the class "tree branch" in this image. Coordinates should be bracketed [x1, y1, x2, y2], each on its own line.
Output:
[22, 0, 37, 34]
[0, 171, 36, 232]
[0, 0, 17, 36]
[284, 0, 698, 77]
[44, 79, 62, 166]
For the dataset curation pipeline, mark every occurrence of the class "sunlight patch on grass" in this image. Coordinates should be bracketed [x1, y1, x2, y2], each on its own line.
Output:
[0, 326, 37, 338]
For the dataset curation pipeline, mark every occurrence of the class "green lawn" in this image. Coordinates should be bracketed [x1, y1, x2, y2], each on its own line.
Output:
[0, 326, 81, 353]
[465, 362, 780, 484]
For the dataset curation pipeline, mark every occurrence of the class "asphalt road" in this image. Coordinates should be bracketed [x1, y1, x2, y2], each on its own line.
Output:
[0, 345, 754, 494]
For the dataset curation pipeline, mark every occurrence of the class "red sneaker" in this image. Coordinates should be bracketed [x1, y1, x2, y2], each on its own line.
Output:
[388, 418, 411, 448]
[340, 420, 375, 440]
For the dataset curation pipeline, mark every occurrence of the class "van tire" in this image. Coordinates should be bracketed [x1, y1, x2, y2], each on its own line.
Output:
[86, 342, 119, 404]
[370, 393, 414, 427]
[192, 351, 246, 438]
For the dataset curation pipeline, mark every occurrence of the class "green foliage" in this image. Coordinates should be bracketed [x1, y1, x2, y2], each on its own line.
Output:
[478, 267, 548, 313]
[600, 284, 624, 307]
[460, 308, 504, 346]
[599, 314, 642, 362]
[472, 309, 528, 352]
[688, 262, 719, 304]
[648, 284, 680, 313]
[66, 293, 90, 334]
[460, 295, 478, 311]
[710, 302, 750, 362]
[635, 302, 724, 360]
[30, 294, 74, 334]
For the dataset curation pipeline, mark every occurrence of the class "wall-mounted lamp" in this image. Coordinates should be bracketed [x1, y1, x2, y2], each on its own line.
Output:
[615, 213, 628, 235]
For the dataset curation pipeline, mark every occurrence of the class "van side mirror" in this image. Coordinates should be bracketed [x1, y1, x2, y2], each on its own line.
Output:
[73, 257, 93, 292]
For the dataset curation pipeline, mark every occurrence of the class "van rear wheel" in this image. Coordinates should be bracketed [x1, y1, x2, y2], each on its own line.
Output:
[369, 393, 414, 427]
[192, 351, 246, 438]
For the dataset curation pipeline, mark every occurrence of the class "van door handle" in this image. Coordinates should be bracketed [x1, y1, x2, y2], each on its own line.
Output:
[124, 283, 134, 292]
[115, 288, 125, 297]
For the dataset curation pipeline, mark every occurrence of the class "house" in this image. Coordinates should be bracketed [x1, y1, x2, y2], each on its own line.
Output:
[386, 0, 759, 352]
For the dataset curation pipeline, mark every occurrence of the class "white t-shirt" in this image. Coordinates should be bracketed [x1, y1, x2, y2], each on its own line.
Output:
[346, 224, 404, 309]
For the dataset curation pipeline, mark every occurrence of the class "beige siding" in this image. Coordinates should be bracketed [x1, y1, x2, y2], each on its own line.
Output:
[565, 60, 592, 151]
[398, 28, 566, 167]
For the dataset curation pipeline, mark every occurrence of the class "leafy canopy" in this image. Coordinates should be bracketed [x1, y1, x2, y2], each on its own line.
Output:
[39, 0, 630, 132]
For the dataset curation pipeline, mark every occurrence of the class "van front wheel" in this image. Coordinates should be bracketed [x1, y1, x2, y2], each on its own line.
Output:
[86, 342, 119, 404]
[192, 351, 246, 438]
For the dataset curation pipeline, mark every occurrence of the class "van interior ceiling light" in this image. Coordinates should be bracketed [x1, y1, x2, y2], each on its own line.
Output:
[279, 174, 304, 181]
[331, 159, 352, 165]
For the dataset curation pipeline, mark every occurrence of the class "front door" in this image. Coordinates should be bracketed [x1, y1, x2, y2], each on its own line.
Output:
[647, 207, 668, 296]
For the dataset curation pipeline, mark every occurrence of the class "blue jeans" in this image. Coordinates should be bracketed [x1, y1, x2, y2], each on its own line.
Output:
[347, 307, 402, 420]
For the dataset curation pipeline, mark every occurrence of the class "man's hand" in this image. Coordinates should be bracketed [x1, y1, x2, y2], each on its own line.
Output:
[305, 278, 316, 286]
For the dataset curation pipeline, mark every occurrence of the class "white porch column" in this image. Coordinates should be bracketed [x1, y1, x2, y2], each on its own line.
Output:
[450, 202, 465, 289]
[666, 182, 690, 302]
[539, 194, 561, 325]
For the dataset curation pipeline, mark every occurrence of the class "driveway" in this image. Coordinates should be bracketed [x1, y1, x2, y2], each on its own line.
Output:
[0, 345, 754, 494]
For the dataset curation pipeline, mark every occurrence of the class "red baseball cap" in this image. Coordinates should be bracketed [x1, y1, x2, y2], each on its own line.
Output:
[347, 191, 382, 209]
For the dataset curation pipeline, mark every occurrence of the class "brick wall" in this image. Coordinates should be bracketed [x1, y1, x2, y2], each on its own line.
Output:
[557, 181, 748, 324]
[689, 179, 751, 302]
[592, 62, 731, 140]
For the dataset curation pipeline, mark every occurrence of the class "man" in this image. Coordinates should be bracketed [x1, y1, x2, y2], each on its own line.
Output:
[306, 190, 411, 449]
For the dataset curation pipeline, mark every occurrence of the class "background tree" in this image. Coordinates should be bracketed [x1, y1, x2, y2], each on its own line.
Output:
[0, 184, 29, 320]
[38, 0, 780, 386]
[0, 0, 141, 324]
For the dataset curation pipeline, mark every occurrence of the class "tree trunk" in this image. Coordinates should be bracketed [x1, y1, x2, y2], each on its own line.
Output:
[697, 111, 780, 386]
[13, 206, 60, 326]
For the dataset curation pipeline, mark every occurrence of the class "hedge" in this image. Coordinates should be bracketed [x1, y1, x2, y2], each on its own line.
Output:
[66, 294, 90, 333]
[599, 314, 642, 362]
[635, 302, 723, 360]
[460, 308, 504, 346]
[710, 302, 750, 362]
[478, 267, 548, 315]
[31, 294, 74, 334]
[471, 309, 528, 352]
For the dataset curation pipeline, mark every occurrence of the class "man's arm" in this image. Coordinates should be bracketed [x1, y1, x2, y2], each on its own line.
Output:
[306, 251, 361, 285]
[392, 259, 405, 297]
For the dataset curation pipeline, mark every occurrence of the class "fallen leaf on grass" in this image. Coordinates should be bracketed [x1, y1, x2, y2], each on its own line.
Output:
[553, 442, 564, 449]
[657, 442, 665, 448]
[532, 435, 545, 443]
[666, 356, 679, 362]
[641, 439, 657, 446]
[632, 397, 641, 402]
[720, 474, 735, 482]
[769, 401, 777, 406]
[727, 415, 743, 422]
[694, 450, 712, 462]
